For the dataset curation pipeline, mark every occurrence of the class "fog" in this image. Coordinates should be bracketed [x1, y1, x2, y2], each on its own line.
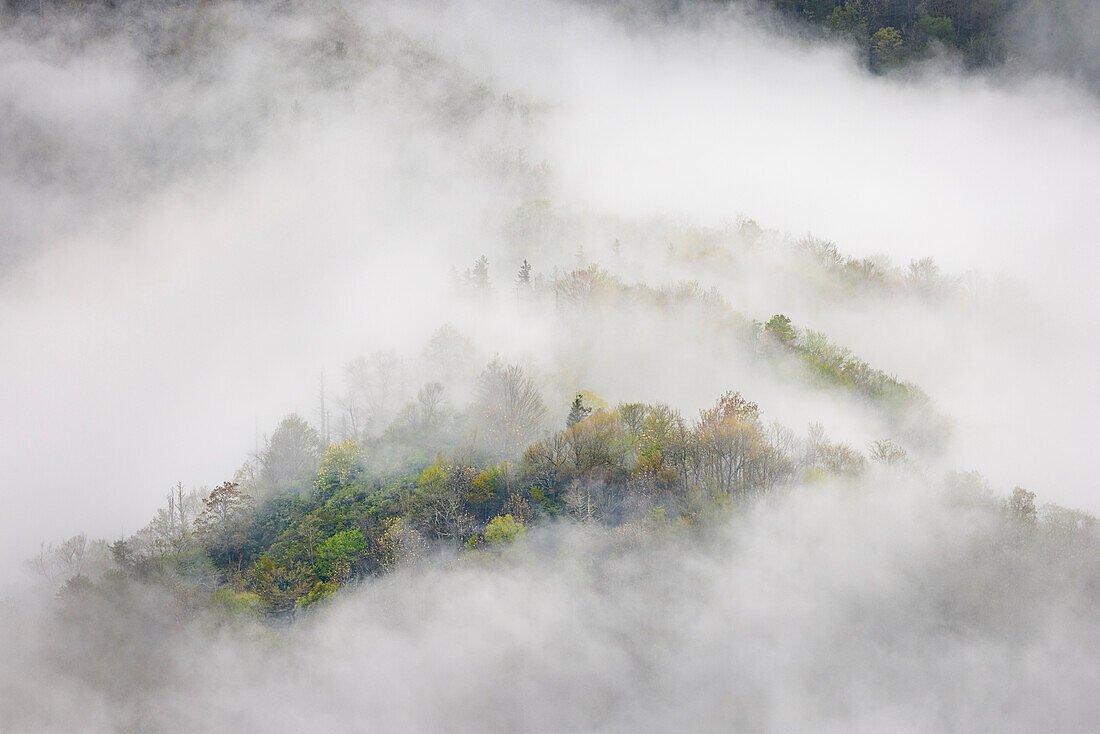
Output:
[1, 0, 1098, 728]
[5, 478, 1100, 732]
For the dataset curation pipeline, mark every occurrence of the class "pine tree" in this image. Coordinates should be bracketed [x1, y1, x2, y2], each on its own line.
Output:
[567, 393, 591, 428]
[516, 259, 532, 288]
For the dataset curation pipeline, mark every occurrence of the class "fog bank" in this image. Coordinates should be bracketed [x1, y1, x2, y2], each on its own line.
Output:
[4, 479, 1099, 732]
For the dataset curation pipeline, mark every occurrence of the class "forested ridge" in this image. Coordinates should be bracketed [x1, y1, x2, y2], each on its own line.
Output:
[30, 251, 1096, 623]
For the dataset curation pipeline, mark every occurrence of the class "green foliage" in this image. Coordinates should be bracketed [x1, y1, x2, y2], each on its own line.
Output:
[765, 314, 796, 345]
[870, 27, 904, 69]
[246, 555, 314, 617]
[527, 485, 563, 516]
[484, 514, 527, 546]
[110, 540, 136, 573]
[404, 458, 478, 543]
[296, 581, 340, 611]
[81, 371, 1093, 634]
[314, 440, 365, 502]
[757, 319, 945, 447]
[87, 274, 964, 625]
[759, 0, 1019, 72]
[826, 3, 868, 38]
[467, 464, 510, 518]
[209, 589, 262, 618]
[914, 10, 958, 47]
[313, 529, 367, 582]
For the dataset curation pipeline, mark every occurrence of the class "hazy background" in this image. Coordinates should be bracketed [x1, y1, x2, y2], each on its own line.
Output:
[1, 0, 1098, 584]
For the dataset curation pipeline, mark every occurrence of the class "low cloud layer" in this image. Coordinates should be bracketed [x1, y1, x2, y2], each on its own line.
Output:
[4, 479, 1099, 732]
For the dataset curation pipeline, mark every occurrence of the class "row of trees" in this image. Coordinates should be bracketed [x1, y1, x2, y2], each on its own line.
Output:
[754, 0, 1012, 70]
[761, 313, 951, 450]
[456, 253, 946, 449]
[66, 252, 957, 615]
[520, 392, 869, 522]
[793, 237, 961, 299]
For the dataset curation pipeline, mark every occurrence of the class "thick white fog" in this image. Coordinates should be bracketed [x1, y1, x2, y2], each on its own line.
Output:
[4, 479, 1100, 732]
[1, 1, 1099, 728]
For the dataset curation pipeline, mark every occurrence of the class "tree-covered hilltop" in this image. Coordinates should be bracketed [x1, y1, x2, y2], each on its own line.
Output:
[26, 285, 1085, 623]
[42, 384, 866, 617]
[25, 242, 980, 618]
[15, 226, 1072, 625]
[508, 203, 974, 309]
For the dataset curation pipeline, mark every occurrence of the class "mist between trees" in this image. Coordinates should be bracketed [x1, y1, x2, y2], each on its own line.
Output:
[3, 1, 1099, 731]
[13, 303, 1100, 732]
[14, 218, 1097, 733]
[23, 256, 1093, 623]
[8, 466, 1099, 732]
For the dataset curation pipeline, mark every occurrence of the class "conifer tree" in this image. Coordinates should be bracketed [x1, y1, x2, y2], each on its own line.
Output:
[471, 255, 490, 291]
[567, 393, 591, 428]
[516, 259, 532, 288]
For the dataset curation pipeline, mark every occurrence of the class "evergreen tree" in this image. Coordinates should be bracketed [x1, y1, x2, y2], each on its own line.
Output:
[471, 255, 490, 291]
[567, 393, 591, 428]
[516, 259, 532, 288]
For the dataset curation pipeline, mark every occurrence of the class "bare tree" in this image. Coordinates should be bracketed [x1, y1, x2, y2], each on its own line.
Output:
[473, 358, 547, 458]
[417, 381, 446, 425]
[25, 534, 111, 585]
[693, 392, 767, 497]
[407, 464, 476, 546]
[345, 351, 404, 433]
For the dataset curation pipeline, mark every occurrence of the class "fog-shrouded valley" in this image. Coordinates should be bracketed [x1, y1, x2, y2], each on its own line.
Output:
[1, 1, 1099, 731]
